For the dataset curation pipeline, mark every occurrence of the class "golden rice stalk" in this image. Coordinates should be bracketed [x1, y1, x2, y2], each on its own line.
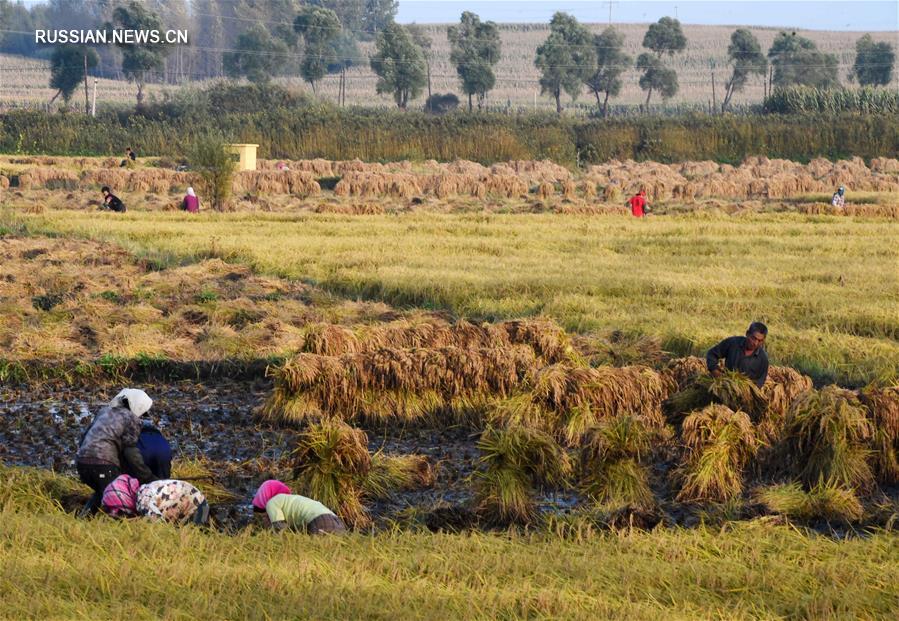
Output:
[302, 323, 360, 356]
[291, 419, 371, 529]
[502, 319, 575, 364]
[363, 453, 434, 499]
[760, 367, 814, 445]
[783, 386, 874, 491]
[171, 458, 239, 503]
[580, 415, 655, 510]
[486, 394, 557, 433]
[677, 405, 757, 503]
[474, 424, 571, 525]
[858, 383, 899, 484]
[753, 481, 864, 524]
[663, 356, 708, 392]
[665, 372, 767, 425]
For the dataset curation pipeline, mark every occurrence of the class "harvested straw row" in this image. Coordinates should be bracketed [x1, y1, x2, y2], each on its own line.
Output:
[760, 366, 814, 445]
[579, 415, 656, 510]
[300, 317, 574, 364]
[232, 171, 320, 196]
[262, 345, 539, 424]
[859, 384, 899, 484]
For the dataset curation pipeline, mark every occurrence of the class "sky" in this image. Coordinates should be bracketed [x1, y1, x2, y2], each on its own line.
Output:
[397, 1, 899, 31]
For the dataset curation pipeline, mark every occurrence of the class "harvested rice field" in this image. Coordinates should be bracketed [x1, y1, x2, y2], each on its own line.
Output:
[2, 154, 899, 619]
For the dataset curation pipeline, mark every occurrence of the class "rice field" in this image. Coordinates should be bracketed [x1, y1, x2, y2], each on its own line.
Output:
[17, 208, 899, 386]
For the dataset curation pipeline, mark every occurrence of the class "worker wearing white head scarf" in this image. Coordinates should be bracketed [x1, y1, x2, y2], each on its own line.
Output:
[182, 187, 200, 213]
[186, 187, 196, 197]
[76, 388, 158, 514]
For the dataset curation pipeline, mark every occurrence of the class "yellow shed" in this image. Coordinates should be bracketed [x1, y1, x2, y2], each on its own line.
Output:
[226, 143, 259, 171]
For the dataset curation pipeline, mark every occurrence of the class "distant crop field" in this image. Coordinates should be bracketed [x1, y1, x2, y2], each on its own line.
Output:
[1, 23, 895, 112]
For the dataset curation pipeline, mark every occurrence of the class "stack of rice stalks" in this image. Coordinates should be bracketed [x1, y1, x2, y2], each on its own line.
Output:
[676, 405, 757, 502]
[530, 364, 670, 445]
[579, 415, 656, 510]
[664, 371, 767, 426]
[261, 344, 539, 425]
[290, 419, 373, 528]
[334, 172, 421, 198]
[782, 386, 874, 491]
[289, 419, 435, 528]
[232, 171, 320, 196]
[171, 457, 239, 503]
[760, 367, 814, 445]
[859, 382, 899, 484]
[662, 356, 708, 392]
[474, 424, 571, 525]
[753, 481, 864, 524]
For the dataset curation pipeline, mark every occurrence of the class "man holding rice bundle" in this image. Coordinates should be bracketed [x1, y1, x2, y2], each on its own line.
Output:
[706, 322, 770, 388]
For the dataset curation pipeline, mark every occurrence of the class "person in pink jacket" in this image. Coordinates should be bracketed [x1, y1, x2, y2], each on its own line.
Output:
[181, 187, 199, 213]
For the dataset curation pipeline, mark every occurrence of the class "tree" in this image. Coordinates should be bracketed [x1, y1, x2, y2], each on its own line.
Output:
[294, 6, 341, 93]
[223, 25, 289, 84]
[853, 34, 895, 86]
[49, 45, 99, 108]
[192, 0, 225, 78]
[636, 53, 678, 104]
[722, 29, 766, 111]
[406, 23, 433, 100]
[304, 0, 364, 33]
[535, 12, 596, 114]
[369, 22, 427, 109]
[108, 1, 170, 106]
[363, 0, 397, 37]
[187, 135, 236, 212]
[585, 26, 631, 117]
[638, 17, 687, 105]
[768, 32, 838, 88]
[448, 11, 502, 111]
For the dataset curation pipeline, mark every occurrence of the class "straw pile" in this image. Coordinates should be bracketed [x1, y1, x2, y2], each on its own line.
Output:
[290, 419, 372, 528]
[474, 424, 571, 524]
[759, 366, 814, 445]
[233, 171, 320, 196]
[753, 481, 864, 524]
[664, 371, 767, 425]
[859, 383, 899, 484]
[677, 404, 757, 502]
[579, 415, 655, 509]
[782, 386, 874, 490]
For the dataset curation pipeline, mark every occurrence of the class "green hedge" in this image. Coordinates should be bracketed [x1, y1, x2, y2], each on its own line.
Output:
[2, 96, 897, 166]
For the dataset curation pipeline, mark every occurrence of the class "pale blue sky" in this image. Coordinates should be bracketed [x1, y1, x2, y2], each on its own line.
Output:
[397, 1, 899, 31]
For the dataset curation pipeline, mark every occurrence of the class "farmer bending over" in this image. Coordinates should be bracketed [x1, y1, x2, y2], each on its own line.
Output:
[76, 389, 157, 515]
[252, 480, 346, 534]
[101, 186, 126, 212]
[102, 474, 209, 525]
[123, 421, 172, 480]
[706, 322, 769, 388]
[181, 187, 199, 213]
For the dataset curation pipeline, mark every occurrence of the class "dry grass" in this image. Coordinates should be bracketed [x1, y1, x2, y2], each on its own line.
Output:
[859, 383, 899, 484]
[677, 405, 757, 503]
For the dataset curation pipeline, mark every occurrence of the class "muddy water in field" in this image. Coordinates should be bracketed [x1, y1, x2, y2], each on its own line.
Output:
[0, 381, 487, 530]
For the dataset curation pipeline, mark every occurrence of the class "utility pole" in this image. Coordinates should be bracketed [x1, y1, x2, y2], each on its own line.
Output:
[83, 54, 90, 115]
[710, 60, 717, 113]
[91, 79, 97, 117]
[607, 1, 619, 25]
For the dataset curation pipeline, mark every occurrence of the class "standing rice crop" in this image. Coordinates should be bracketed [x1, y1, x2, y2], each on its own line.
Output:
[579, 415, 655, 510]
[290, 419, 372, 528]
[474, 424, 571, 525]
[677, 405, 757, 503]
[782, 386, 874, 491]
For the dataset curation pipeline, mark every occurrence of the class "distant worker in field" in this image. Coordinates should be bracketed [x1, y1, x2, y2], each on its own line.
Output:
[181, 187, 199, 213]
[102, 474, 209, 525]
[252, 480, 346, 534]
[276, 161, 290, 171]
[76, 389, 158, 515]
[124, 421, 172, 480]
[831, 186, 846, 209]
[101, 186, 126, 212]
[120, 147, 137, 167]
[628, 189, 648, 217]
[706, 322, 769, 388]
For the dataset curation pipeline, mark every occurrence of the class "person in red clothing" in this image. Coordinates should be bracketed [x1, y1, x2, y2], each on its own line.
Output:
[628, 189, 648, 217]
[180, 187, 199, 213]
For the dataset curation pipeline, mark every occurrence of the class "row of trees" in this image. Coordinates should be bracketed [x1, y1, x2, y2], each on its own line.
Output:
[5, 1, 895, 113]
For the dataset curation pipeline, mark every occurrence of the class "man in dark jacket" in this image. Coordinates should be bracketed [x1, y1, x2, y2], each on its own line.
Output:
[101, 186, 126, 212]
[76, 388, 157, 514]
[706, 322, 770, 388]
